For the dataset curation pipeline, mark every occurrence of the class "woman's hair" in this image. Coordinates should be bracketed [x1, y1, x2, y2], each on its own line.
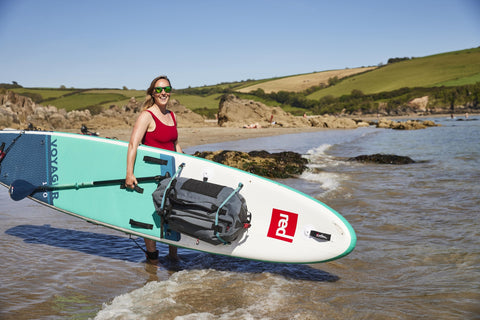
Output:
[142, 75, 171, 109]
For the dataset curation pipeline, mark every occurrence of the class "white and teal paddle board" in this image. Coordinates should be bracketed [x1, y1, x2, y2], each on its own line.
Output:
[0, 130, 356, 263]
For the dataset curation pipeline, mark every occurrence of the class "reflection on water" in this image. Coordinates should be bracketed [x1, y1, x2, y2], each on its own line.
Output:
[6, 224, 339, 282]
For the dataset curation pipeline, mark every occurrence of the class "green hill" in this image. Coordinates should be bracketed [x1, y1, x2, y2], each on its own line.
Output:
[306, 47, 480, 99]
[6, 88, 145, 112]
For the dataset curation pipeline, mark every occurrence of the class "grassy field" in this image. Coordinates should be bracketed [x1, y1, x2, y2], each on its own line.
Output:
[236, 67, 377, 94]
[306, 47, 480, 99]
[173, 93, 223, 110]
[9, 88, 145, 111]
[83, 89, 146, 109]
[46, 92, 128, 111]
[9, 86, 224, 114]
[11, 88, 78, 100]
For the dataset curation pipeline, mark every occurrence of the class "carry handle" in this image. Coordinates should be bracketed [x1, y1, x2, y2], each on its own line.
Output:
[143, 156, 168, 166]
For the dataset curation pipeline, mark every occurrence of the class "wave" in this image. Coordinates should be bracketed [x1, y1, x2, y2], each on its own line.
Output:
[94, 264, 337, 320]
[299, 144, 347, 194]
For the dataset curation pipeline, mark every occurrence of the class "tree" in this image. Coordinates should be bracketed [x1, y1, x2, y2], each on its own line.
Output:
[328, 76, 339, 86]
[387, 57, 410, 64]
[351, 89, 364, 98]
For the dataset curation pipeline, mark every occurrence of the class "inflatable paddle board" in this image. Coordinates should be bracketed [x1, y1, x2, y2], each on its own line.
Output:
[0, 130, 356, 263]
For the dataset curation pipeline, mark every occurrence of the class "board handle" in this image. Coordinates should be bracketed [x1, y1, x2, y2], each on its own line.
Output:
[120, 184, 144, 193]
[143, 156, 168, 165]
[129, 219, 153, 229]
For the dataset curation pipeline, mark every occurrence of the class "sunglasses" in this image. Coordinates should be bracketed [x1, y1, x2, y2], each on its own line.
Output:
[154, 86, 172, 93]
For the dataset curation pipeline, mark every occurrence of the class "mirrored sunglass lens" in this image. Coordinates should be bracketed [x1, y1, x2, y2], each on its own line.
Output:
[155, 86, 172, 93]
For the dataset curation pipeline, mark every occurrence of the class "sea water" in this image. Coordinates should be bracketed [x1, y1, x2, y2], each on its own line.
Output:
[1, 116, 478, 319]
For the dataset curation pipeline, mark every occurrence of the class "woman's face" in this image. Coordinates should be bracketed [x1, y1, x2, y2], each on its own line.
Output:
[152, 78, 171, 106]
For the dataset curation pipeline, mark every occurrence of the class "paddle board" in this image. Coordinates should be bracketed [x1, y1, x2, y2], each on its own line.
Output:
[0, 130, 356, 263]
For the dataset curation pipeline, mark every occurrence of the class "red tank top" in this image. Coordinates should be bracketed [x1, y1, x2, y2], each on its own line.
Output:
[142, 110, 178, 151]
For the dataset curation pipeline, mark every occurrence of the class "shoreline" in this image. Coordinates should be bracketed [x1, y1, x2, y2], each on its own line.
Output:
[178, 127, 328, 148]
[95, 126, 328, 149]
[62, 113, 476, 149]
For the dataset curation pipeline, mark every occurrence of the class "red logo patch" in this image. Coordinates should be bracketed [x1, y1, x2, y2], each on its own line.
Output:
[267, 209, 298, 243]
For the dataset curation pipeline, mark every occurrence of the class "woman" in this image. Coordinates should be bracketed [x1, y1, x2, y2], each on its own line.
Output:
[125, 75, 182, 262]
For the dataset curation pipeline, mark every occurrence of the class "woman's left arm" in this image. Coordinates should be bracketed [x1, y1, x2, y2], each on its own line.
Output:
[172, 111, 183, 154]
[175, 141, 183, 154]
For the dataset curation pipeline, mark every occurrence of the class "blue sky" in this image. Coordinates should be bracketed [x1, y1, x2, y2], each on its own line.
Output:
[1, 0, 479, 90]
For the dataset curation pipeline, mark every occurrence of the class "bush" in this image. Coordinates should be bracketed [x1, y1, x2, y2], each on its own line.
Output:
[79, 105, 104, 115]
[193, 107, 217, 119]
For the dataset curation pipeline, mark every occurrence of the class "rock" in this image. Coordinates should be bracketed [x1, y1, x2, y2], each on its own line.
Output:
[421, 120, 437, 127]
[168, 99, 207, 127]
[356, 121, 371, 127]
[217, 94, 359, 129]
[125, 97, 142, 113]
[349, 154, 415, 164]
[408, 96, 429, 113]
[193, 150, 308, 178]
[0, 107, 19, 127]
[48, 113, 67, 128]
[376, 118, 440, 130]
[309, 115, 357, 129]
[217, 94, 311, 128]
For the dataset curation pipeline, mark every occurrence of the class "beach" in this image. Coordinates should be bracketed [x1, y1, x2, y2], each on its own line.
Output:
[79, 126, 327, 149]
[70, 113, 472, 149]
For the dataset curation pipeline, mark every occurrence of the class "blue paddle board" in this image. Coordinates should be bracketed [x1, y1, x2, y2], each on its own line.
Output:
[0, 130, 356, 263]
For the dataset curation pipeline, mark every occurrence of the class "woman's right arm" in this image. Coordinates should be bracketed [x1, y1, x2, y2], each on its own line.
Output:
[125, 111, 151, 189]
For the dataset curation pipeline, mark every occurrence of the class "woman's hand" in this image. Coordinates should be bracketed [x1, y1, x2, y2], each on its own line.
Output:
[125, 173, 138, 190]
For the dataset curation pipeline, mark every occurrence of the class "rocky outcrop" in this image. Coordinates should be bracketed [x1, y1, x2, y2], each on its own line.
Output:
[407, 96, 429, 113]
[308, 115, 359, 128]
[0, 91, 93, 129]
[349, 154, 415, 164]
[168, 99, 207, 126]
[0, 91, 445, 132]
[193, 150, 308, 178]
[376, 118, 439, 130]
[217, 94, 359, 129]
[0, 91, 208, 130]
[218, 94, 310, 128]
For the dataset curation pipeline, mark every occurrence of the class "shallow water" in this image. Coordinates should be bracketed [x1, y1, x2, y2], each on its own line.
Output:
[1, 116, 479, 319]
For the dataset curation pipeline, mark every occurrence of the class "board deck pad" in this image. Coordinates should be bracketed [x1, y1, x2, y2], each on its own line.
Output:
[0, 130, 356, 263]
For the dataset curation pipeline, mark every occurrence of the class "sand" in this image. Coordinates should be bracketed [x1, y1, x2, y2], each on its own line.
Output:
[93, 126, 327, 149]
[67, 113, 472, 149]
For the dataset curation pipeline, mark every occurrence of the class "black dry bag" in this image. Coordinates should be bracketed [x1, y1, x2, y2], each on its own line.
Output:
[152, 177, 251, 245]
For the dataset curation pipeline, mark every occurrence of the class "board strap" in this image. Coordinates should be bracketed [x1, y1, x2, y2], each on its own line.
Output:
[214, 182, 244, 245]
